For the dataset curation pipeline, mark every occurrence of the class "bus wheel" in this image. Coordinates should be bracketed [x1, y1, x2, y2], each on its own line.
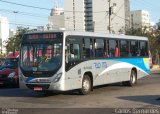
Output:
[79, 75, 91, 95]
[123, 70, 137, 87]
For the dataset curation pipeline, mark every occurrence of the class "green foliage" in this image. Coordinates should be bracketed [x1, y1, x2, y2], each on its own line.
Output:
[5, 27, 29, 53]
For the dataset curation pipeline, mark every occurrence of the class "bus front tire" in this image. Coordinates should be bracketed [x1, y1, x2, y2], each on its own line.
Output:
[79, 75, 91, 95]
[122, 70, 137, 87]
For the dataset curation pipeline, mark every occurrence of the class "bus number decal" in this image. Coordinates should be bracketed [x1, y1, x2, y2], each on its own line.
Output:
[94, 62, 107, 69]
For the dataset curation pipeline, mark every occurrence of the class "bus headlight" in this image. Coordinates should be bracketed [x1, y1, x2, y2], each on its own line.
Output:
[53, 73, 62, 83]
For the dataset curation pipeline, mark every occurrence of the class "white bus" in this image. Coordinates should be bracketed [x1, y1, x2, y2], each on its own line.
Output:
[19, 30, 150, 95]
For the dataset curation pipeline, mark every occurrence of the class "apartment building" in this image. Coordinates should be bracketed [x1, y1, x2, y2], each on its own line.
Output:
[130, 10, 151, 31]
[64, 0, 130, 34]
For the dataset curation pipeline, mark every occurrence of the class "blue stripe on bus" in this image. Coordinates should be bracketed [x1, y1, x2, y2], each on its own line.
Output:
[26, 77, 34, 82]
[114, 58, 150, 74]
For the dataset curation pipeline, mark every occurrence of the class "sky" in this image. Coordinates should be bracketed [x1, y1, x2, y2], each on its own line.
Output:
[0, 0, 159, 29]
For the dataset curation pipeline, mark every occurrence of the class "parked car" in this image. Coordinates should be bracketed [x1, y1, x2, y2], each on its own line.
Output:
[0, 58, 19, 87]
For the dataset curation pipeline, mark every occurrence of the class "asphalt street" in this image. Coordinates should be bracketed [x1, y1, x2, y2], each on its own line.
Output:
[0, 72, 160, 114]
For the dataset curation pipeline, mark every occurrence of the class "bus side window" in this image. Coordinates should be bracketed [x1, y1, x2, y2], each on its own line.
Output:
[83, 38, 93, 59]
[130, 41, 139, 57]
[109, 40, 119, 57]
[115, 42, 119, 57]
[68, 43, 81, 62]
[95, 39, 104, 57]
[104, 40, 109, 57]
[140, 41, 148, 56]
[120, 40, 129, 57]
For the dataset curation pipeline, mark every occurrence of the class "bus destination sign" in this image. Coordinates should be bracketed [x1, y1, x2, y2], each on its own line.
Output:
[27, 33, 58, 40]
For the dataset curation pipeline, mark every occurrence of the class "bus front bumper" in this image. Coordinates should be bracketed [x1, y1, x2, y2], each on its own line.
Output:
[25, 82, 62, 92]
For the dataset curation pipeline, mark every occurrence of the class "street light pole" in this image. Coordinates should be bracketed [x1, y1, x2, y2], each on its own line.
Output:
[13, 11, 18, 30]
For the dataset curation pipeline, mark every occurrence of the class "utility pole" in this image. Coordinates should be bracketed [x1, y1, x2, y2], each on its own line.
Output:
[13, 11, 18, 56]
[108, 0, 111, 34]
[108, 0, 116, 34]
[73, 0, 75, 31]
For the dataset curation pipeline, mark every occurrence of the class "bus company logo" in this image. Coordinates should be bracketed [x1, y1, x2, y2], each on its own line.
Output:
[2, 108, 18, 114]
[94, 62, 108, 69]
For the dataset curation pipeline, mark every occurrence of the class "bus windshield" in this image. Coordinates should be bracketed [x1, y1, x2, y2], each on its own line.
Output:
[20, 43, 62, 72]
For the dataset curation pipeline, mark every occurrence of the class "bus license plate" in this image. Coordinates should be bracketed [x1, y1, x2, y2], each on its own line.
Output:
[34, 87, 42, 91]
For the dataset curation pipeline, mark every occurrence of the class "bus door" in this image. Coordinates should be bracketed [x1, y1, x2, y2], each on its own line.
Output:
[65, 37, 82, 71]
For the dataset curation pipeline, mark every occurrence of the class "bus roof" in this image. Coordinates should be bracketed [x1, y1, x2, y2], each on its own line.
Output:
[24, 30, 148, 41]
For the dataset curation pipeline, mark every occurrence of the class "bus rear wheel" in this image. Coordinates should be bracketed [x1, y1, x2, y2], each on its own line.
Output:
[122, 70, 137, 87]
[79, 75, 91, 95]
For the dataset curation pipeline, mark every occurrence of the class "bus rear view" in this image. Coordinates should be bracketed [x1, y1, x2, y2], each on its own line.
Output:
[19, 32, 64, 92]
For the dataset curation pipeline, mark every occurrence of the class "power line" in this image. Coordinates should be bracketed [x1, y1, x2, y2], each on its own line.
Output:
[0, 0, 51, 10]
[0, 8, 48, 19]
[114, 14, 130, 22]
[0, 0, 107, 14]
[111, 3, 124, 21]
[0, 19, 46, 27]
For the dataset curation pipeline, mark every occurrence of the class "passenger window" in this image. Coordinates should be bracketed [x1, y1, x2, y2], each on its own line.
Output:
[66, 43, 81, 62]
[120, 40, 129, 57]
[140, 41, 148, 56]
[83, 38, 93, 58]
[104, 40, 109, 57]
[130, 41, 139, 57]
[95, 39, 104, 57]
[109, 40, 119, 57]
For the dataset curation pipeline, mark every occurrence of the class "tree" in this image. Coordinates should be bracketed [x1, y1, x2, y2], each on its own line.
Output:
[5, 27, 29, 54]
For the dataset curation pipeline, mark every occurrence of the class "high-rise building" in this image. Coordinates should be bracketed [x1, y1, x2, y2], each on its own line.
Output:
[64, 0, 85, 31]
[130, 10, 151, 31]
[9, 29, 16, 38]
[64, 0, 130, 34]
[0, 16, 9, 53]
[48, 3, 65, 30]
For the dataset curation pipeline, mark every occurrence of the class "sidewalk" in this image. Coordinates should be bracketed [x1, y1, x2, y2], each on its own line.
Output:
[150, 65, 160, 74]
